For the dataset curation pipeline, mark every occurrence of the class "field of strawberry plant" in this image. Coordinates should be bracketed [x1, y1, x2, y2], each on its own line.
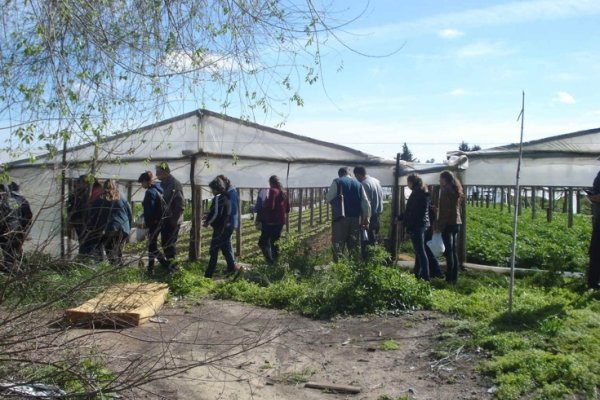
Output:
[466, 205, 592, 272]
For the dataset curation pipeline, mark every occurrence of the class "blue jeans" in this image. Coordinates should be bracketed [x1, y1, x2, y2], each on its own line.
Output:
[205, 227, 236, 278]
[259, 224, 284, 264]
[410, 227, 429, 281]
[442, 224, 461, 283]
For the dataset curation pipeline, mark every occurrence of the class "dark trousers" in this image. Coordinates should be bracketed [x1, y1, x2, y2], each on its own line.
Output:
[160, 222, 180, 267]
[588, 223, 600, 289]
[205, 227, 236, 278]
[259, 224, 284, 264]
[442, 224, 461, 283]
[103, 230, 127, 266]
[424, 228, 444, 277]
[0, 234, 24, 272]
[361, 214, 380, 259]
[410, 227, 430, 281]
[147, 223, 166, 271]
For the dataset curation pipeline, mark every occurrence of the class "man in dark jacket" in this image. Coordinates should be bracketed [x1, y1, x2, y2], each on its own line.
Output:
[156, 163, 185, 273]
[138, 171, 167, 275]
[325, 167, 371, 261]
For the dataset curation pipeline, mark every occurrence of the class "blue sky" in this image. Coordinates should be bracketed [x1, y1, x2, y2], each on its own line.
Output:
[271, 0, 600, 162]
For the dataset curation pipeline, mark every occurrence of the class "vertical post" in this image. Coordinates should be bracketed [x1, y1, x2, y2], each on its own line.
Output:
[250, 188, 255, 219]
[548, 187, 554, 222]
[541, 187, 546, 210]
[188, 156, 200, 261]
[60, 141, 67, 258]
[568, 188, 574, 228]
[507, 187, 512, 213]
[297, 188, 304, 233]
[576, 189, 581, 214]
[390, 153, 401, 261]
[562, 189, 568, 213]
[500, 187, 505, 212]
[458, 182, 467, 266]
[309, 188, 315, 227]
[493, 187, 497, 208]
[531, 187, 537, 219]
[518, 188, 523, 216]
[285, 188, 291, 234]
[319, 188, 323, 224]
[485, 187, 491, 208]
[236, 193, 243, 257]
[326, 188, 330, 221]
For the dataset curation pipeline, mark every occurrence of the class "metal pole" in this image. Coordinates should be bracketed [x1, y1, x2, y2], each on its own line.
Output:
[509, 91, 525, 314]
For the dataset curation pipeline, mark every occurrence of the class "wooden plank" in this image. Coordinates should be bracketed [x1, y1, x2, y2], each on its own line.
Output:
[65, 283, 169, 327]
[305, 382, 361, 394]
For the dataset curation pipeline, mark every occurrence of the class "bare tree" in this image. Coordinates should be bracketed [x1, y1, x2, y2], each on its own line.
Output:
[0, 0, 367, 396]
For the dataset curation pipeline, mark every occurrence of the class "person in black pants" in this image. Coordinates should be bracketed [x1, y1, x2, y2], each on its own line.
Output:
[437, 170, 464, 284]
[156, 163, 185, 273]
[587, 170, 600, 289]
[400, 174, 431, 281]
[204, 177, 239, 278]
[138, 171, 166, 275]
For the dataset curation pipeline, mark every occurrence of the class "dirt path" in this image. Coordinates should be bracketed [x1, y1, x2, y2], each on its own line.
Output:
[81, 299, 492, 400]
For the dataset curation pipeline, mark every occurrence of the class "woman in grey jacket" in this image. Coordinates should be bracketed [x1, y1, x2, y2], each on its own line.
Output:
[437, 170, 463, 283]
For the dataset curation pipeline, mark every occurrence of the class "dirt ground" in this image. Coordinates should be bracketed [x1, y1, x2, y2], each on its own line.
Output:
[76, 299, 493, 400]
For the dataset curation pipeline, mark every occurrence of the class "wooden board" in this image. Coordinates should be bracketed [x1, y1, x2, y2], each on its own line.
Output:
[65, 283, 169, 328]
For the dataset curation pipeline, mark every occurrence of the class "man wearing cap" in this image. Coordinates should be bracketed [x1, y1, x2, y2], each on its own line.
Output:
[156, 163, 185, 272]
[587, 169, 600, 289]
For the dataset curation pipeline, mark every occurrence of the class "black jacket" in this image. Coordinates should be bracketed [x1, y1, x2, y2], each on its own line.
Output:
[402, 187, 430, 233]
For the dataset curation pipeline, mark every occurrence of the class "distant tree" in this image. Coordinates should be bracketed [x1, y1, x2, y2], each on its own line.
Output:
[426, 158, 435, 163]
[400, 142, 417, 162]
[458, 141, 471, 152]
[458, 142, 482, 152]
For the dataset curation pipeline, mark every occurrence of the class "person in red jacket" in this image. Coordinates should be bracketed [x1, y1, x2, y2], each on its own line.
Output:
[259, 175, 290, 264]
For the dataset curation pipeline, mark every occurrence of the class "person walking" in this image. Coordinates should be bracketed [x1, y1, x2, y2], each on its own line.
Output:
[155, 163, 185, 273]
[203, 177, 240, 278]
[325, 167, 371, 261]
[353, 166, 383, 258]
[437, 170, 464, 283]
[138, 171, 167, 275]
[400, 174, 431, 281]
[259, 175, 290, 264]
[587, 169, 600, 289]
[90, 179, 133, 265]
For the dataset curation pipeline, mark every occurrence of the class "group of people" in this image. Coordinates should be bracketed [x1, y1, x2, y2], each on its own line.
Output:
[66, 163, 184, 270]
[400, 171, 463, 283]
[68, 176, 133, 265]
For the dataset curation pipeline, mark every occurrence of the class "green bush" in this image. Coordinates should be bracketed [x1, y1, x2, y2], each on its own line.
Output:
[214, 248, 432, 318]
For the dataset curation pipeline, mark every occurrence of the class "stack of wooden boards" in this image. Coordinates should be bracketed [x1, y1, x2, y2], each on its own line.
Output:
[65, 283, 169, 328]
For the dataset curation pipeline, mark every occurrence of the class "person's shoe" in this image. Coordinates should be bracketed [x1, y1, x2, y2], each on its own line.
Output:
[228, 264, 244, 281]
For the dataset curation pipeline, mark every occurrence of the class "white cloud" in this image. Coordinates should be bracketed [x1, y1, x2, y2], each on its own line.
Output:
[163, 51, 241, 74]
[556, 91, 576, 104]
[438, 28, 464, 39]
[352, 0, 600, 40]
[449, 89, 466, 96]
[457, 41, 508, 58]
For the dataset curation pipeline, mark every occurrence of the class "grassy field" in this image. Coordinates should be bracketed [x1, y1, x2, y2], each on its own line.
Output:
[3, 204, 598, 399]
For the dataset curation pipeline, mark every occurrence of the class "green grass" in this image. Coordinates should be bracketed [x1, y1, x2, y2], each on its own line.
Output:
[431, 274, 600, 399]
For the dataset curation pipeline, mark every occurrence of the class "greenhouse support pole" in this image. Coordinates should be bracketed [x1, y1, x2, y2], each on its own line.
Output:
[509, 91, 525, 314]
[60, 138, 67, 258]
[390, 153, 401, 261]
[189, 155, 200, 261]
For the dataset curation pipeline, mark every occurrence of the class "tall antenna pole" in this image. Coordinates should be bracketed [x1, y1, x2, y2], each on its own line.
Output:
[509, 91, 525, 314]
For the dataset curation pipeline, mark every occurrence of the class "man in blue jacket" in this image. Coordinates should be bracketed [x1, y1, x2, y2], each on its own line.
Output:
[138, 171, 167, 275]
[325, 167, 371, 261]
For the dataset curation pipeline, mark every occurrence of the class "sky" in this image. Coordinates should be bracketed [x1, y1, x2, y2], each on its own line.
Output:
[265, 0, 600, 163]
